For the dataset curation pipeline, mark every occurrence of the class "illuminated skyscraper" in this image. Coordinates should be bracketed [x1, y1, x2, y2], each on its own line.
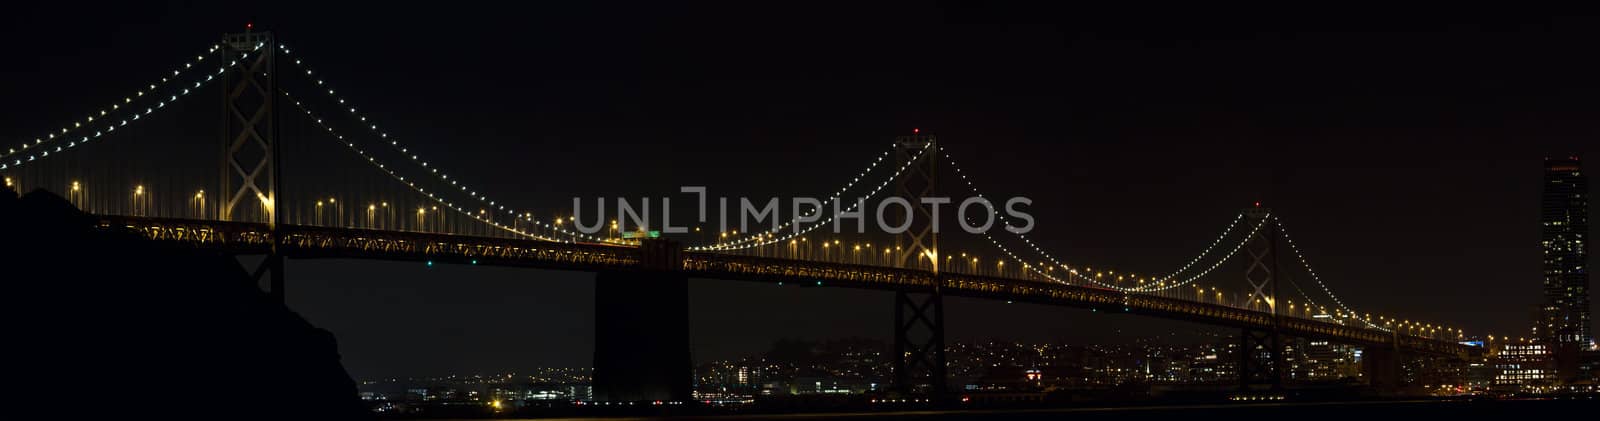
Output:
[1539, 157, 1591, 348]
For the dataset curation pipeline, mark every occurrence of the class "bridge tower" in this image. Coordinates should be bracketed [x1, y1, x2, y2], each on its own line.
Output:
[1238, 206, 1283, 390]
[219, 29, 284, 301]
[890, 133, 946, 396]
[592, 239, 693, 402]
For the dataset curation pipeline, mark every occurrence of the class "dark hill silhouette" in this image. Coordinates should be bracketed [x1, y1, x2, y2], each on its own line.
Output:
[0, 185, 372, 419]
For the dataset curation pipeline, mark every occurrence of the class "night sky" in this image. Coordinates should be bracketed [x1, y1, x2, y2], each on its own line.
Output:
[3, 4, 1596, 380]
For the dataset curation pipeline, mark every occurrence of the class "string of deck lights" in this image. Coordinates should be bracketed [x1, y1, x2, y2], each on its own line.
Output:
[2, 47, 255, 171]
[1272, 216, 1388, 331]
[2, 43, 226, 162]
[699, 147, 895, 249]
[689, 141, 932, 251]
[283, 90, 573, 243]
[275, 44, 610, 244]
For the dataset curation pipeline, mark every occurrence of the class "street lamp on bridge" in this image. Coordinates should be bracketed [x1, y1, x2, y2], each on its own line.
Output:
[132, 185, 146, 216]
[193, 189, 205, 219]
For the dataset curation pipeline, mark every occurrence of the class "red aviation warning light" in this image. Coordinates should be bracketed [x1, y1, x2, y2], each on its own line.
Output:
[1254, 201, 1261, 207]
[246, 22, 253, 30]
[913, 128, 919, 134]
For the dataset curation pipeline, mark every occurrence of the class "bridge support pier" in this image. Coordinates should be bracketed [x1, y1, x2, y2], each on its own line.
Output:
[1238, 327, 1283, 390]
[592, 240, 691, 403]
[1363, 345, 1401, 395]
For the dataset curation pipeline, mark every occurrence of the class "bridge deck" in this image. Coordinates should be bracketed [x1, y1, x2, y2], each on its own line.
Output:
[96, 215, 1470, 356]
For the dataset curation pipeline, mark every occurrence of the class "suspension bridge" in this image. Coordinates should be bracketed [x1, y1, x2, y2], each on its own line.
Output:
[1, 31, 1475, 401]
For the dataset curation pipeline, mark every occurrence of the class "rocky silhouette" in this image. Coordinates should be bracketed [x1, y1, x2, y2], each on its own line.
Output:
[0, 185, 372, 419]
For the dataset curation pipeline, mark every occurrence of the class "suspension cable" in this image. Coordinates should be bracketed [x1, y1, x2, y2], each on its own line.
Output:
[276, 44, 606, 243]
[939, 147, 1114, 287]
[4, 43, 230, 162]
[943, 146, 1260, 291]
[1125, 215, 1269, 292]
[692, 145, 895, 249]
[1272, 215, 1388, 331]
[690, 141, 933, 251]
[4, 45, 256, 171]
[1151, 212, 1245, 283]
[283, 89, 563, 242]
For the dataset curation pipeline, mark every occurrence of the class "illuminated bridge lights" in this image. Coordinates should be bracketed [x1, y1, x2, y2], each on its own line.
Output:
[7, 34, 1475, 361]
[93, 213, 1473, 356]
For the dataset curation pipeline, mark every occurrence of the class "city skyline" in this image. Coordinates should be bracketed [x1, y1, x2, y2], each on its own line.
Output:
[352, 335, 1483, 412]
